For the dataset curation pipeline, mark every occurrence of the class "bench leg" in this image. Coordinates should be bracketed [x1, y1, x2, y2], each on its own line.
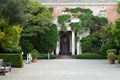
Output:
[3, 67, 6, 75]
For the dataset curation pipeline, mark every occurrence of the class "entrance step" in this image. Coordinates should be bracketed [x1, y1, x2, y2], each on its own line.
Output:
[56, 55, 76, 59]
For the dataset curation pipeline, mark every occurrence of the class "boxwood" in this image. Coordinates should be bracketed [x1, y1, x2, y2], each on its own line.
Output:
[0, 53, 23, 68]
[76, 53, 106, 59]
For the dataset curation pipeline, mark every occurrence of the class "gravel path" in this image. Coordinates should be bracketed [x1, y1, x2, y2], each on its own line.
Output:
[0, 59, 120, 80]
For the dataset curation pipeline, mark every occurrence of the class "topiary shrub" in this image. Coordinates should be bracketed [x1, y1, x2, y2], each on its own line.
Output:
[0, 53, 23, 68]
[76, 53, 106, 59]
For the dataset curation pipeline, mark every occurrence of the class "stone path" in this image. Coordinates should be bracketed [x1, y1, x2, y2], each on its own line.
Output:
[0, 59, 120, 80]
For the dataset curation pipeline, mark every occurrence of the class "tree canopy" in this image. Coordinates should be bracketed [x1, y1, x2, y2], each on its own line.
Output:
[0, 19, 22, 52]
[0, 0, 28, 24]
[22, 1, 53, 37]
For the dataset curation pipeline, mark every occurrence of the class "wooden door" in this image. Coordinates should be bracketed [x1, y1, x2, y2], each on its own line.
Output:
[60, 34, 69, 55]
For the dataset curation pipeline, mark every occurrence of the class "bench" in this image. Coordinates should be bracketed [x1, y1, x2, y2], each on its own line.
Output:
[0, 59, 11, 75]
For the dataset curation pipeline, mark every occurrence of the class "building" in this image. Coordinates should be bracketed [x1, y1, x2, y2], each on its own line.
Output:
[39, 0, 119, 55]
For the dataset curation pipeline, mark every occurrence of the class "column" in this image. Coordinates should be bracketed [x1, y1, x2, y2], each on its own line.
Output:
[56, 41, 60, 55]
[79, 42, 82, 54]
[77, 40, 80, 55]
[72, 31, 75, 55]
[77, 33, 82, 55]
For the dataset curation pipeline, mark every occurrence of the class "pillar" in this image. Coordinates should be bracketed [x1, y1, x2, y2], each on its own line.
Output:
[72, 31, 75, 55]
[56, 41, 60, 55]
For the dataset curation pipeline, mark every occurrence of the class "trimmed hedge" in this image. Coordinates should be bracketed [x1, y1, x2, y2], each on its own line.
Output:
[76, 53, 106, 59]
[0, 54, 23, 68]
[38, 54, 56, 59]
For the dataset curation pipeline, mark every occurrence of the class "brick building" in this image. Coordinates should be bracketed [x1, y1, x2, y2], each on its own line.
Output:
[39, 0, 119, 55]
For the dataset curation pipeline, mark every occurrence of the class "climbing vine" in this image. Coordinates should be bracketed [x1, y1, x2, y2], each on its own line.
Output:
[58, 14, 70, 32]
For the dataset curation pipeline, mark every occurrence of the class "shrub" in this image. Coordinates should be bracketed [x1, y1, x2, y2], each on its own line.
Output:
[0, 53, 23, 68]
[76, 53, 106, 59]
[38, 54, 56, 59]
[117, 55, 120, 64]
[107, 49, 117, 60]
[106, 49, 117, 54]
[21, 41, 34, 54]
[31, 49, 40, 58]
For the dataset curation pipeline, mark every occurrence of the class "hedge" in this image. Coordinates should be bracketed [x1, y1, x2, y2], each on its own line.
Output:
[76, 53, 106, 59]
[38, 54, 56, 59]
[0, 53, 23, 68]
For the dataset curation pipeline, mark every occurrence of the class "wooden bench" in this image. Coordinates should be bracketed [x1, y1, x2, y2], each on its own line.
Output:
[0, 59, 11, 75]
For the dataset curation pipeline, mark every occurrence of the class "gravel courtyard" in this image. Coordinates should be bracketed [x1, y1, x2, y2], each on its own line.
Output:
[0, 59, 120, 80]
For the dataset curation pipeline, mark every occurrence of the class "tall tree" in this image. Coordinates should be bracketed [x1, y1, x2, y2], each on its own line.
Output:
[112, 18, 120, 47]
[0, 0, 28, 24]
[22, 1, 53, 37]
[31, 24, 58, 53]
[21, 0, 56, 54]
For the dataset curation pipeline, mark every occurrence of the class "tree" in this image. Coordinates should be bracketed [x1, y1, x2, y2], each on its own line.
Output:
[22, 1, 53, 37]
[98, 24, 115, 55]
[112, 18, 120, 47]
[21, 1, 55, 54]
[31, 24, 58, 54]
[0, 0, 28, 24]
[0, 19, 22, 52]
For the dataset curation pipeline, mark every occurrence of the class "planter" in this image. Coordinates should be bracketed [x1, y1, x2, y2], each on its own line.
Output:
[32, 58, 38, 63]
[109, 59, 115, 64]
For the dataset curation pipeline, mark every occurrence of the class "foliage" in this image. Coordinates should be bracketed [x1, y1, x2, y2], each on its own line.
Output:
[81, 34, 100, 53]
[38, 54, 56, 59]
[76, 53, 106, 59]
[117, 1, 120, 13]
[0, 54, 23, 67]
[31, 24, 58, 53]
[98, 24, 115, 55]
[112, 18, 120, 47]
[0, 19, 22, 53]
[106, 49, 117, 54]
[0, 0, 28, 24]
[98, 40, 115, 56]
[48, 7, 54, 13]
[21, 0, 54, 55]
[31, 49, 40, 58]
[58, 14, 70, 31]
[65, 7, 93, 14]
[93, 16, 108, 26]
[117, 55, 120, 64]
[69, 22, 82, 33]
[107, 49, 116, 60]
[22, 0, 53, 37]
[21, 41, 34, 54]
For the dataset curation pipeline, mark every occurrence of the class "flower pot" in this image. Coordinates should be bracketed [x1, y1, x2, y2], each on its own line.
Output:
[109, 59, 115, 64]
[32, 58, 38, 63]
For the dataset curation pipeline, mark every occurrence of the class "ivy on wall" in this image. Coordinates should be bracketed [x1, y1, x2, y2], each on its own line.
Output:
[58, 14, 70, 32]
[57, 7, 108, 54]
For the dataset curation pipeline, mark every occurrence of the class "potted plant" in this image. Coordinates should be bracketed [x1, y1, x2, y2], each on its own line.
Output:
[107, 49, 116, 64]
[31, 49, 40, 62]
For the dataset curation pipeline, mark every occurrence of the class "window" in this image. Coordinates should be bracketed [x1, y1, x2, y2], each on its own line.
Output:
[62, 11, 68, 15]
[99, 10, 106, 17]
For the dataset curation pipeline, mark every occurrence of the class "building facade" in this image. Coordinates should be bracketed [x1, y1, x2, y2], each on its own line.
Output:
[39, 0, 119, 55]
